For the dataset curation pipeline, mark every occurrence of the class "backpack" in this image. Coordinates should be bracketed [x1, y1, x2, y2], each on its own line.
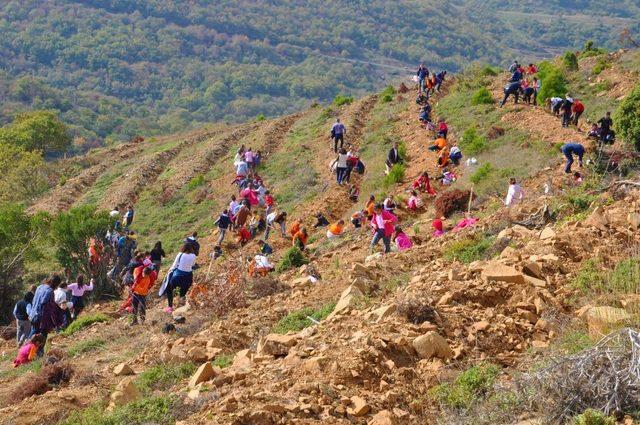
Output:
[355, 160, 366, 174]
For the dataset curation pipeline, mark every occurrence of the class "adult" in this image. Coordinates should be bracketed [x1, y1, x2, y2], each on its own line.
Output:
[504, 177, 525, 207]
[245, 147, 255, 171]
[124, 206, 135, 228]
[29, 274, 63, 356]
[234, 201, 250, 228]
[185, 232, 200, 256]
[417, 63, 429, 93]
[385, 142, 402, 174]
[429, 136, 447, 152]
[549, 97, 563, 116]
[109, 206, 120, 229]
[572, 99, 584, 127]
[561, 142, 584, 174]
[509, 62, 523, 82]
[598, 112, 613, 138]
[370, 204, 397, 254]
[500, 81, 521, 107]
[236, 159, 249, 180]
[383, 195, 397, 214]
[449, 143, 462, 165]
[265, 211, 287, 240]
[437, 119, 448, 139]
[336, 148, 350, 185]
[435, 71, 447, 91]
[560, 94, 574, 128]
[331, 119, 346, 153]
[214, 210, 232, 245]
[13, 292, 34, 346]
[54, 282, 72, 328]
[150, 241, 166, 270]
[165, 243, 198, 313]
[258, 239, 273, 256]
[67, 275, 94, 320]
[313, 212, 329, 228]
[531, 77, 541, 106]
[508, 60, 520, 73]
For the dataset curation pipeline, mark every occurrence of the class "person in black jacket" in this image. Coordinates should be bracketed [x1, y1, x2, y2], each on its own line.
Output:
[185, 232, 200, 256]
[150, 241, 166, 271]
[13, 292, 34, 346]
[385, 142, 402, 174]
[214, 211, 232, 245]
[500, 81, 521, 107]
[561, 95, 574, 128]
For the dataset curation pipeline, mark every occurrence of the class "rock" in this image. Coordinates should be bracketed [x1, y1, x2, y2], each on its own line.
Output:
[263, 403, 286, 414]
[368, 410, 397, 425]
[327, 285, 363, 319]
[412, 331, 453, 360]
[369, 304, 396, 322]
[586, 306, 631, 338]
[628, 212, 640, 230]
[109, 378, 140, 409]
[232, 349, 253, 369]
[481, 262, 525, 284]
[471, 321, 490, 332]
[448, 269, 462, 281]
[257, 334, 298, 357]
[187, 388, 201, 400]
[187, 346, 208, 362]
[188, 362, 217, 388]
[302, 356, 329, 373]
[347, 396, 371, 417]
[113, 363, 134, 376]
[524, 275, 547, 288]
[539, 227, 556, 240]
[522, 261, 543, 279]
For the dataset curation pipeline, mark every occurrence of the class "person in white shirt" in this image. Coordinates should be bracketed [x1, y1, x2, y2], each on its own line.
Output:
[505, 177, 524, 207]
[165, 243, 198, 313]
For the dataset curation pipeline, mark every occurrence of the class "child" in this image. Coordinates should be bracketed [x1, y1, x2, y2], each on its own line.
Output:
[131, 266, 157, 325]
[258, 239, 273, 255]
[237, 226, 251, 245]
[437, 146, 450, 168]
[313, 212, 329, 228]
[412, 171, 436, 195]
[394, 227, 413, 251]
[573, 172, 583, 185]
[351, 210, 366, 228]
[437, 119, 448, 139]
[407, 190, 423, 211]
[13, 334, 44, 367]
[587, 123, 600, 139]
[293, 227, 308, 250]
[441, 169, 457, 185]
[449, 144, 462, 166]
[432, 219, 445, 237]
[348, 184, 360, 203]
[212, 245, 223, 260]
[264, 190, 275, 215]
[383, 195, 397, 214]
[327, 220, 345, 239]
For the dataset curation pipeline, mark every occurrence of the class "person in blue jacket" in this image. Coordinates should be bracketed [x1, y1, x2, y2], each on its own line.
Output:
[561, 142, 584, 173]
[416, 63, 429, 93]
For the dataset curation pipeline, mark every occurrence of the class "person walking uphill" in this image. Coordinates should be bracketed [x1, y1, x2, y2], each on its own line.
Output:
[331, 118, 346, 153]
[417, 63, 429, 93]
[214, 209, 232, 245]
[370, 203, 397, 254]
[561, 142, 584, 174]
[29, 274, 63, 356]
[131, 266, 157, 325]
[165, 243, 198, 313]
[67, 275, 94, 320]
[150, 241, 166, 271]
[561, 94, 574, 128]
[334, 148, 349, 185]
[13, 292, 33, 346]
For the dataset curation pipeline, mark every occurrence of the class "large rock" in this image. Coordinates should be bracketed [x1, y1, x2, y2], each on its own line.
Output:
[628, 212, 640, 230]
[108, 378, 141, 409]
[412, 331, 453, 360]
[188, 362, 218, 388]
[327, 285, 363, 319]
[257, 334, 298, 357]
[113, 363, 134, 376]
[232, 349, 253, 369]
[366, 304, 396, 323]
[587, 306, 631, 338]
[347, 396, 371, 417]
[481, 263, 525, 284]
[368, 410, 397, 425]
[539, 227, 556, 240]
[187, 346, 208, 362]
[522, 261, 543, 279]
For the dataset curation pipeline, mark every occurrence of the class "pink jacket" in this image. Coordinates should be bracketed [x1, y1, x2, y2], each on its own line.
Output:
[370, 210, 398, 237]
[240, 188, 260, 206]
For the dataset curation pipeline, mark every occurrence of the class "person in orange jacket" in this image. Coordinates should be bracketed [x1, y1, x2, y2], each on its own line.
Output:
[131, 266, 157, 325]
[293, 228, 308, 251]
[429, 136, 447, 152]
[289, 220, 301, 238]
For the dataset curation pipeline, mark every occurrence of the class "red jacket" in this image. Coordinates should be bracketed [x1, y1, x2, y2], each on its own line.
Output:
[370, 210, 398, 237]
[572, 101, 584, 113]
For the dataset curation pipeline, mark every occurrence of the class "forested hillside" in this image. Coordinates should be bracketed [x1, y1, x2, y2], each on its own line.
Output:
[0, 0, 638, 148]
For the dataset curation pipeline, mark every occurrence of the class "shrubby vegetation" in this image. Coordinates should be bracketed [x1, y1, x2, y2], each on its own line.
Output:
[614, 84, 640, 150]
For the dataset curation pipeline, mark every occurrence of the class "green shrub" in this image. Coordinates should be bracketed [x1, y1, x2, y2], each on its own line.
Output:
[573, 409, 615, 425]
[444, 234, 496, 264]
[471, 87, 493, 105]
[380, 85, 396, 103]
[592, 57, 611, 75]
[186, 174, 205, 190]
[383, 163, 406, 188]
[470, 163, 494, 184]
[562, 51, 579, 71]
[460, 127, 487, 155]
[62, 313, 110, 336]
[480, 65, 499, 77]
[255, 113, 266, 121]
[613, 84, 640, 151]
[67, 338, 106, 357]
[276, 246, 308, 272]
[608, 258, 640, 293]
[60, 396, 177, 425]
[333, 94, 354, 106]
[571, 259, 606, 292]
[558, 330, 594, 355]
[212, 355, 233, 369]
[272, 303, 335, 334]
[430, 363, 500, 409]
[536, 62, 568, 104]
[136, 362, 195, 395]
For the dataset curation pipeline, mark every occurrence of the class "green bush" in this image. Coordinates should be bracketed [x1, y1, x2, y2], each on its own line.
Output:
[460, 127, 487, 155]
[573, 409, 615, 425]
[613, 84, 640, 150]
[444, 234, 496, 264]
[255, 113, 266, 121]
[276, 246, 308, 272]
[571, 259, 606, 292]
[380, 85, 396, 103]
[272, 303, 336, 334]
[67, 338, 106, 357]
[470, 163, 494, 184]
[430, 363, 500, 409]
[212, 355, 233, 369]
[136, 362, 195, 395]
[608, 258, 640, 293]
[562, 51, 579, 71]
[383, 163, 406, 188]
[558, 330, 594, 355]
[333, 94, 354, 106]
[480, 65, 499, 77]
[62, 313, 110, 336]
[60, 395, 177, 425]
[592, 57, 611, 75]
[186, 174, 205, 190]
[471, 87, 493, 105]
[536, 62, 568, 104]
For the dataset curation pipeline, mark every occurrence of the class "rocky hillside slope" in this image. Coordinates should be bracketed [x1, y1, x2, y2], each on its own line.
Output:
[2, 49, 640, 425]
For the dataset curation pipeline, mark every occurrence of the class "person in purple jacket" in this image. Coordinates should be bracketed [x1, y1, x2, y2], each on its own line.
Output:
[67, 275, 94, 320]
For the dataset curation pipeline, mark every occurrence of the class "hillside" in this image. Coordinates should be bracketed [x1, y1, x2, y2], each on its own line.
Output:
[1, 1, 638, 147]
[2, 49, 640, 424]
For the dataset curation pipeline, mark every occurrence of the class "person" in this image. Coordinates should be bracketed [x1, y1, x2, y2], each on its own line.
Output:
[572, 99, 584, 126]
[500, 81, 521, 107]
[505, 177, 525, 207]
[236, 159, 249, 179]
[416, 92, 429, 106]
[150, 241, 166, 271]
[212, 245, 223, 260]
[437, 119, 448, 139]
[508, 60, 520, 73]
[313, 212, 330, 228]
[394, 227, 413, 251]
[237, 226, 251, 245]
[383, 195, 397, 214]
[348, 184, 360, 202]
[124, 206, 135, 228]
[234, 201, 250, 228]
[527, 63, 538, 74]
[293, 227, 308, 251]
[13, 292, 34, 346]
[419, 104, 432, 124]
[417, 63, 429, 93]
[437, 146, 450, 168]
[521, 80, 535, 104]
[351, 210, 366, 228]
[131, 266, 157, 325]
[429, 135, 447, 152]
[432, 219, 445, 237]
[185, 232, 200, 256]
[233, 146, 245, 166]
[587, 123, 601, 139]
[248, 211, 263, 238]
[214, 210, 232, 245]
[574, 171, 583, 185]
[13, 334, 44, 368]
[370, 204, 397, 254]
[110, 206, 120, 229]
[327, 220, 344, 239]
[165, 243, 198, 313]
[334, 148, 349, 185]
[365, 195, 376, 221]
[598, 112, 613, 137]
[29, 274, 63, 356]
[54, 282, 72, 328]
[509, 65, 523, 83]
[265, 210, 286, 240]
[407, 190, 423, 211]
[561, 142, 584, 173]
[258, 239, 273, 256]
[412, 171, 436, 195]
[385, 142, 402, 174]
[435, 70, 447, 91]
[331, 118, 346, 153]
[245, 147, 255, 171]
[254, 150, 262, 169]
[264, 190, 275, 215]
[560, 94, 574, 128]
[531, 77, 541, 106]
[67, 275, 94, 320]
[549, 96, 563, 116]
[449, 143, 462, 165]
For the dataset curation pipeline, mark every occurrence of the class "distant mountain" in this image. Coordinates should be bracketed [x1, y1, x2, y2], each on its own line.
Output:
[0, 0, 637, 146]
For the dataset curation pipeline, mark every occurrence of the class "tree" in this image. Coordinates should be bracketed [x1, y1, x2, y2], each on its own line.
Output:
[0, 143, 50, 202]
[613, 84, 640, 151]
[562, 51, 579, 71]
[536, 62, 568, 104]
[0, 110, 71, 153]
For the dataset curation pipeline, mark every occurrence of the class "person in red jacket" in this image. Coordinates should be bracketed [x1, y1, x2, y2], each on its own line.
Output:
[370, 204, 398, 254]
[572, 99, 585, 127]
[131, 266, 157, 325]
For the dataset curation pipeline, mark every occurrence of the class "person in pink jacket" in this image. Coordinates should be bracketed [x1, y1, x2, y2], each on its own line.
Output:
[240, 187, 260, 206]
[370, 204, 397, 253]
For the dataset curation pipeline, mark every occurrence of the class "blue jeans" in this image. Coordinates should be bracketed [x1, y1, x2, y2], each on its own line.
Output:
[337, 167, 347, 184]
[371, 228, 391, 253]
[562, 148, 583, 173]
[419, 77, 425, 93]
